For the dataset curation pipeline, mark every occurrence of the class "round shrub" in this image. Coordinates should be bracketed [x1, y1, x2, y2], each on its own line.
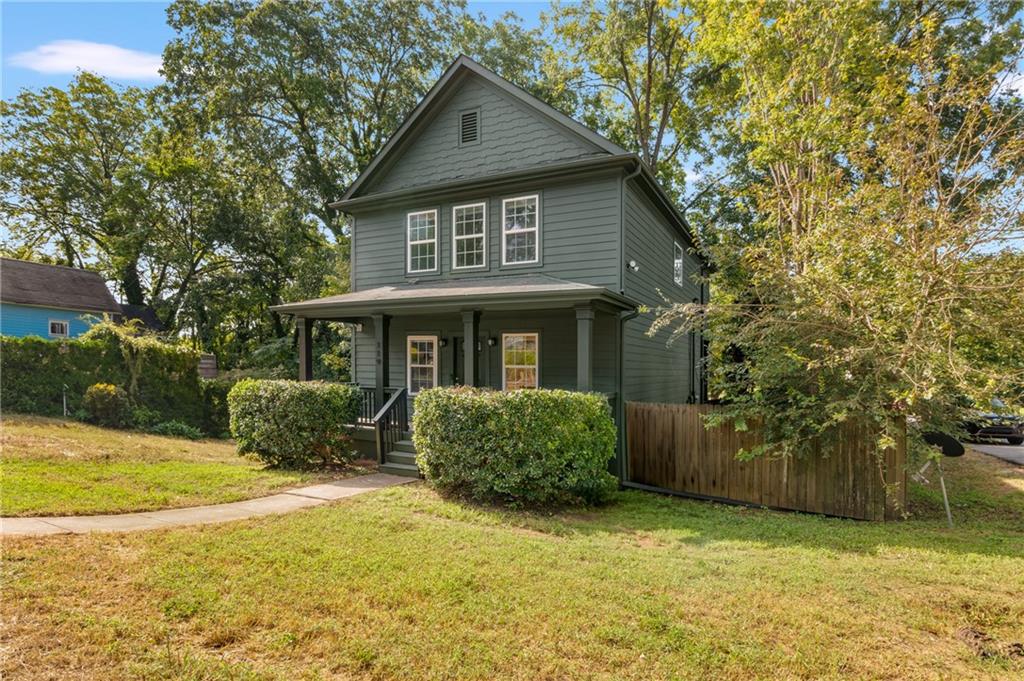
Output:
[413, 387, 618, 506]
[83, 383, 130, 428]
[227, 379, 362, 467]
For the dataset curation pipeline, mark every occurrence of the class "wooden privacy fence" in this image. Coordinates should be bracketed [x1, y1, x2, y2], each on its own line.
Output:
[625, 402, 906, 521]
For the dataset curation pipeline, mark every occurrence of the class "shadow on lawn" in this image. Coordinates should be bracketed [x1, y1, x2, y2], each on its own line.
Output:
[459, 470, 1024, 561]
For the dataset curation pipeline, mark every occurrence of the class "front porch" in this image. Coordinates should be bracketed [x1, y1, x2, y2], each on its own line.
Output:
[272, 275, 638, 476]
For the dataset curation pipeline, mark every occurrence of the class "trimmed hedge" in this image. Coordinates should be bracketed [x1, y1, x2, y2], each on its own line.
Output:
[228, 379, 362, 467]
[413, 387, 618, 506]
[0, 323, 205, 429]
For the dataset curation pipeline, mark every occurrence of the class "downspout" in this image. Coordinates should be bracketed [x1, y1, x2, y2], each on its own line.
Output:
[617, 307, 640, 483]
[688, 297, 698, 404]
[616, 159, 644, 483]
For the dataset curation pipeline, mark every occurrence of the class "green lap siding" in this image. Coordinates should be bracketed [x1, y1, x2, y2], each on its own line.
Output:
[621, 181, 704, 404]
[364, 74, 603, 195]
[351, 171, 622, 290]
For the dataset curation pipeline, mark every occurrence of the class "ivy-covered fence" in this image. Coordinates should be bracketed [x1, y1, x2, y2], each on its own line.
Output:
[1, 323, 226, 434]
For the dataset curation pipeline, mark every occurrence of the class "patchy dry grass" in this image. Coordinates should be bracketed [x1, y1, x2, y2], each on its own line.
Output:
[2, 450, 1022, 680]
[0, 415, 347, 516]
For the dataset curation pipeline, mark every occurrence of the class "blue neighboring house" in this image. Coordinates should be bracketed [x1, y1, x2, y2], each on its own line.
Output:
[0, 257, 122, 339]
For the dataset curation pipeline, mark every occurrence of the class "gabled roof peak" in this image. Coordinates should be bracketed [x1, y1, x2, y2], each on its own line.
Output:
[340, 54, 630, 202]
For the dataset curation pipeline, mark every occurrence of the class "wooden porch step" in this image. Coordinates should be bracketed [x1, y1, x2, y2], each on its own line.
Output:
[393, 439, 416, 454]
[385, 450, 416, 466]
[380, 461, 420, 478]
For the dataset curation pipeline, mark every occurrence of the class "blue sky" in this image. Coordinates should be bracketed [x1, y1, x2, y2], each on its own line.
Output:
[1, 1, 551, 100]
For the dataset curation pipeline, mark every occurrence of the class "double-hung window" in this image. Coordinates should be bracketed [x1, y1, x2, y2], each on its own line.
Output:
[407, 210, 438, 274]
[502, 195, 539, 265]
[673, 241, 684, 286]
[452, 202, 486, 269]
[407, 335, 438, 394]
[48, 320, 69, 338]
[502, 333, 539, 390]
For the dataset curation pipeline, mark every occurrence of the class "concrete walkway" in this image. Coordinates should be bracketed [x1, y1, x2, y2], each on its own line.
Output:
[1, 473, 415, 537]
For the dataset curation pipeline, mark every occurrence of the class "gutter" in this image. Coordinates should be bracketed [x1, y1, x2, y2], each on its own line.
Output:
[330, 154, 638, 211]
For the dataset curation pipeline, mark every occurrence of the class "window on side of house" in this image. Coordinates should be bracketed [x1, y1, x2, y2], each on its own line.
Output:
[673, 241, 684, 286]
[502, 332, 539, 390]
[49, 320, 69, 337]
[502, 195, 539, 265]
[452, 202, 486, 270]
[407, 210, 438, 274]
[407, 335, 438, 394]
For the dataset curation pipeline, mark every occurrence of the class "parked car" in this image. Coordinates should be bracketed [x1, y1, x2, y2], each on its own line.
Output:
[962, 399, 1023, 445]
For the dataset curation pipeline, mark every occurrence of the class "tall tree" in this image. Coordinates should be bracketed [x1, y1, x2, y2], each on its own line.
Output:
[162, 0, 467, 240]
[0, 73, 153, 303]
[653, 0, 1024, 460]
[546, 0, 708, 197]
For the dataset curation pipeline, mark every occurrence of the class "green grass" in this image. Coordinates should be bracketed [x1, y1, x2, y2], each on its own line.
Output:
[0, 415, 349, 516]
[3, 449, 1022, 679]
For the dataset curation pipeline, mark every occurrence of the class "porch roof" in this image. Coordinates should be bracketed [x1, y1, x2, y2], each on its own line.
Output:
[271, 274, 638, 318]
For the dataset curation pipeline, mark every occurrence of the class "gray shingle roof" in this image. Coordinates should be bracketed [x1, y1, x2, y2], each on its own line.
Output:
[272, 274, 638, 317]
[1, 258, 121, 314]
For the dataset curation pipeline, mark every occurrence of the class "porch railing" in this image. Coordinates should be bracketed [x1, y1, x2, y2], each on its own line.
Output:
[372, 387, 409, 463]
[352, 385, 401, 425]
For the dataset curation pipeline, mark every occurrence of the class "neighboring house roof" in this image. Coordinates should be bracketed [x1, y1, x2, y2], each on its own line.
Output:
[119, 303, 165, 332]
[271, 274, 639, 317]
[339, 55, 630, 203]
[0, 258, 121, 314]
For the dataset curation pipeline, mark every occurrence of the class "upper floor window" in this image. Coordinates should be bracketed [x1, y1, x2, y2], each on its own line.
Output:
[49, 320, 69, 337]
[502, 195, 539, 265]
[673, 241, 684, 286]
[452, 202, 486, 270]
[407, 210, 438, 274]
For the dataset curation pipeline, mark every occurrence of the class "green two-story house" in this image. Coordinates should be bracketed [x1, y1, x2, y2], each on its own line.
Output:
[274, 56, 707, 476]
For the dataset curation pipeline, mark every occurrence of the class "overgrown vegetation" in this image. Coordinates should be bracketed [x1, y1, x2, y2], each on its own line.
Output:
[0, 321, 213, 429]
[228, 379, 362, 468]
[414, 387, 618, 506]
[651, 1, 1024, 460]
[0, 415, 341, 516]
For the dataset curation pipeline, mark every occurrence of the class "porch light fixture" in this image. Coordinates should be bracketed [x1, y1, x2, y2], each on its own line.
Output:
[627, 259, 640, 272]
[439, 337, 448, 347]
[487, 337, 497, 347]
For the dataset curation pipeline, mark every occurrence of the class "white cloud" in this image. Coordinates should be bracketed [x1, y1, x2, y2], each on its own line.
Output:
[8, 40, 162, 80]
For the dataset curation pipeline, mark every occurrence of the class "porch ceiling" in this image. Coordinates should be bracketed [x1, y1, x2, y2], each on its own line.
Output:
[271, 274, 638, 318]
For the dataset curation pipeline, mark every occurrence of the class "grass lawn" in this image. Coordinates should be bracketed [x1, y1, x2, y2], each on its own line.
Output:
[0, 415, 349, 516]
[3, 449, 1022, 679]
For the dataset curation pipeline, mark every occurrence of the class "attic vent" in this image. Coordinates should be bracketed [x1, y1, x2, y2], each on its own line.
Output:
[459, 109, 479, 145]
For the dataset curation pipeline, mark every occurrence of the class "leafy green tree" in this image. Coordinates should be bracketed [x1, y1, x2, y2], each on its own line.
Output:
[0, 73, 153, 303]
[546, 0, 708, 197]
[653, 0, 1024, 459]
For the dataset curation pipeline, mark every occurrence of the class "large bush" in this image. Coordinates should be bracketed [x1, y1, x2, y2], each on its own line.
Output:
[413, 387, 618, 506]
[83, 383, 130, 427]
[0, 321, 206, 429]
[228, 379, 362, 467]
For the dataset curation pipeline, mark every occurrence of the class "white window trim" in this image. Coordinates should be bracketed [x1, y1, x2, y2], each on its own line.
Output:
[407, 335, 439, 395]
[501, 332, 540, 390]
[48, 319, 69, 338]
[673, 241, 684, 287]
[407, 209, 439, 275]
[501, 194, 540, 266]
[451, 201, 488, 270]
